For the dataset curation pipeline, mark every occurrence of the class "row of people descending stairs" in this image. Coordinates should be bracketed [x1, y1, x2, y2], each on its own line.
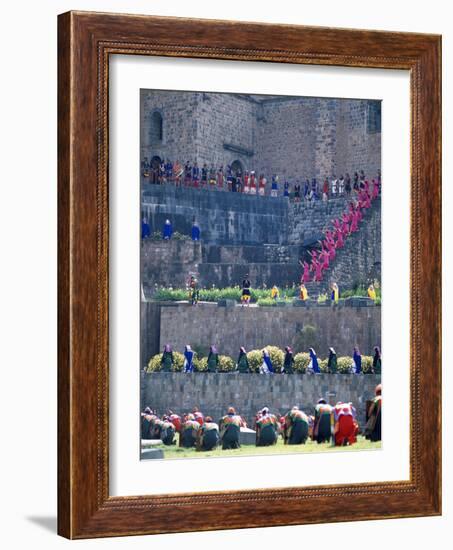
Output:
[299, 178, 381, 285]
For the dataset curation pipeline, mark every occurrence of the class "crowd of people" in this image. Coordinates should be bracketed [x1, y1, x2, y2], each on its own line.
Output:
[157, 344, 382, 374]
[141, 157, 381, 203]
[140, 383, 382, 451]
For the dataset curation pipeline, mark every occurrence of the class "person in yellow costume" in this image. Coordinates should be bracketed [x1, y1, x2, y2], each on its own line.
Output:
[271, 285, 279, 301]
[367, 283, 377, 301]
[331, 282, 339, 304]
[299, 283, 308, 301]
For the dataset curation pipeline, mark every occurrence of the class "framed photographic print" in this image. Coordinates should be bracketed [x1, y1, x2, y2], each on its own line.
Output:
[58, 11, 441, 538]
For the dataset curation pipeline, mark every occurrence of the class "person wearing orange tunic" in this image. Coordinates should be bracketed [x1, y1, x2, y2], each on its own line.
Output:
[332, 402, 359, 446]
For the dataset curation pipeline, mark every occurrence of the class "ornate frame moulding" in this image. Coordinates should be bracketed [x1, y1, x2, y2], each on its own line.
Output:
[58, 11, 441, 538]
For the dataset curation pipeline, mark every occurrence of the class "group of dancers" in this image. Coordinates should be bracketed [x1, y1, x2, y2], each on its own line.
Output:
[299, 181, 380, 284]
[141, 384, 382, 452]
[157, 344, 382, 375]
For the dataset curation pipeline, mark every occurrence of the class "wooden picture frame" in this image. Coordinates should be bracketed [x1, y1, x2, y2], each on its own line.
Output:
[58, 11, 442, 539]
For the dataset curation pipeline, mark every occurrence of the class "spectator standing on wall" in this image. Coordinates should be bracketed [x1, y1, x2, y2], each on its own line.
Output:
[345, 173, 352, 195]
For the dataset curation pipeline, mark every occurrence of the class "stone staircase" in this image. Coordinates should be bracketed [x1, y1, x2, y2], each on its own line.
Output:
[303, 197, 381, 297]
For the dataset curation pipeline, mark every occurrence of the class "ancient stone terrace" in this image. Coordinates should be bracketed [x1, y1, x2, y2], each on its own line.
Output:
[141, 185, 380, 292]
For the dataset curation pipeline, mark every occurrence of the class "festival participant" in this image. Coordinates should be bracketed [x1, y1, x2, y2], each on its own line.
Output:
[359, 169, 366, 188]
[196, 416, 220, 451]
[260, 349, 274, 374]
[173, 160, 183, 187]
[331, 174, 338, 197]
[183, 345, 195, 373]
[338, 175, 345, 195]
[243, 170, 250, 194]
[352, 346, 362, 374]
[192, 407, 204, 426]
[345, 173, 352, 196]
[331, 282, 339, 304]
[365, 384, 382, 442]
[284, 180, 290, 198]
[236, 347, 250, 373]
[160, 415, 176, 445]
[372, 346, 382, 374]
[332, 401, 359, 446]
[307, 348, 320, 374]
[219, 407, 243, 450]
[165, 159, 173, 182]
[313, 399, 333, 443]
[249, 171, 257, 195]
[299, 283, 308, 301]
[311, 178, 318, 198]
[191, 220, 201, 241]
[162, 219, 173, 240]
[236, 172, 243, 193]
[271, 175, 279, 197]
[241, 274, 252, 307]
[283, 346, 295, 374]
[303, 179, 310, 201]
[322, 178, 329, 201]
[142, 157, 150, 179]
[284, 406, 310, 445]
[160, 344, 174, 372]
[209, 165, 216, 187]
[201, 163, 208, 187]
[311, 258, 323, 282]
[217, 166, 224, 189]
[271, 285, 279, 301]
[294, 182, 301, 202]
[256, 407, 279, 446]
[141, 407, 156, 439]
[367, 283, 377, 301]
[299, 260, 311, 284]
[353, 171, 359, 192]
[206, 345, 219, 373]
[188, 275, 200, 305]
[184, 161, 192, 186]
[259, 174, 266, 196]
[372, 178, 380, 200]
[327, 347, 337, 373]
[168, 411, 182, 433]
[141, 217, 151, 240]
[180, 414, 200, 447]
[192, 162, 200, 188]
[158, 160, 165, 184]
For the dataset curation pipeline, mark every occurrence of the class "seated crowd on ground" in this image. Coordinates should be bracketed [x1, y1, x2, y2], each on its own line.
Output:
[140, 384, 382, 452]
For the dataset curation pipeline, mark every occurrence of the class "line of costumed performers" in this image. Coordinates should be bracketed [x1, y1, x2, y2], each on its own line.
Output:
[157, 344, 382, 375]
[140, 384, 382, 451]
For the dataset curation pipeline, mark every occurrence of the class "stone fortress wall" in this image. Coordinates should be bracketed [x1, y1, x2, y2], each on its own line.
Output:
[140, 302, 381, 371]
[141, 372, 381, 429]
[141, 90, 381, 186]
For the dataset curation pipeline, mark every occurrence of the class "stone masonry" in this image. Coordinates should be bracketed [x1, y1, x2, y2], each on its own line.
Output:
[141, 372, 381, 428]
[140, 302, 381, 368]
[141, 91, 381, 187]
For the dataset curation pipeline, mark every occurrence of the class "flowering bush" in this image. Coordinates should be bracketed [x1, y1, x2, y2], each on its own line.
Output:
[362, 355, 374, 374]
[336, 356, 354, 373]
[294, 352, 310, 373]
[218, 355, 236, 372]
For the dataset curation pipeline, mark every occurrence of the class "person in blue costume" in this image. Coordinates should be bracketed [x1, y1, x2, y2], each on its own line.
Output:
[308, 348, 320, 373]
[283, 180, 290, 197]
[352, 346, 362, 374]
[165, 159, 173, 180]
[163, 219, 173, 240]
[191, 220, 201, 241]
[141, 217, 151, 239]
[260, 349, 274, 374]
[183, 345, 195, 372]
